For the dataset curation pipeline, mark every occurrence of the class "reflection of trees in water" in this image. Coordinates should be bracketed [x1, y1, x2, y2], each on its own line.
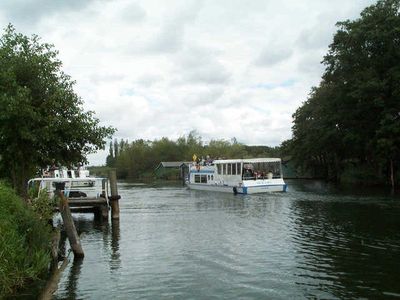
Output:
[290, 200, 400, 299]
[56, 216, 121, 297]
[65, 258, 83, 300]
[72, 216, 121, 268]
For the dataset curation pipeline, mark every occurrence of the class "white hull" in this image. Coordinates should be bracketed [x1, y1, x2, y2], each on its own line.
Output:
[186, 183, 235, 193]
[186, 180, 287, 195]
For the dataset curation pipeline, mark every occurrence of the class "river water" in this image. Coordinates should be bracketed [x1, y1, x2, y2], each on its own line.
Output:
[51, 180, 400, 299]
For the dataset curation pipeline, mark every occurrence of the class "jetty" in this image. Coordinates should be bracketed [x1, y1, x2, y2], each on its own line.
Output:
[29, 169, 121, 260]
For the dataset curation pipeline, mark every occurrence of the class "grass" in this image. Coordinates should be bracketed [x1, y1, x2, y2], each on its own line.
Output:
[0, 182, 51, 297]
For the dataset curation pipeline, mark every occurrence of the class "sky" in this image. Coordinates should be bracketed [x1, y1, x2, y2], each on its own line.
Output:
[0, 0, 376, 165]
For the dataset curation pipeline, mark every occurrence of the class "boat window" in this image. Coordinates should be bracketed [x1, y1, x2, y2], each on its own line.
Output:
[195, 174, 208, 183]
[222, 164, 226, 175]
[237, 163, 241, 175]
[232, 163, 236, 175]
[195, 175, 201, 183]
[211, 175, 214, 180]
[240, 161, 282, 179]
[217, 164, 221, 174]
[227, 164, 231, 175]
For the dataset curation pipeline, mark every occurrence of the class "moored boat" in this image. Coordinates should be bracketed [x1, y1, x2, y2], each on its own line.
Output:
[28, 167, 106, 199]
[186, 158, 287, 194]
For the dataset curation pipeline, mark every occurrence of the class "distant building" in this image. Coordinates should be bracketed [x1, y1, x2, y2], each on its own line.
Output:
[154, 161, 191, 180]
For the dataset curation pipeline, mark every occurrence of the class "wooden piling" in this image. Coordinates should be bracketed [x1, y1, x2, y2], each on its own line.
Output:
[101, 204, 109, 220]
[101, 178, 107, 198]
[108, 169, 120, 220]
[50, 229, 61, 267]
[55, 187, 84, 259]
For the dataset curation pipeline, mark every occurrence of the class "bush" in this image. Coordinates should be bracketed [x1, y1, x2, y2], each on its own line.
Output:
[0, 183, 51, 297]
[29, 187, 55, 222]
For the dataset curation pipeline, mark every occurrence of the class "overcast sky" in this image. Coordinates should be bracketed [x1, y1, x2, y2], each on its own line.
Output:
[0, 0, 376, 165]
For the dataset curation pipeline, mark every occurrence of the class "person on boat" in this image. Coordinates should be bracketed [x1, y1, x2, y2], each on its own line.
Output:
[267, 170, 273, 179]
[243, 168, 253, 179]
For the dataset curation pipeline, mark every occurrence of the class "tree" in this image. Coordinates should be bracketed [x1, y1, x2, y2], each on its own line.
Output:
[288, 0, 400, 186]
[0, 25, 115, 194]
[106, 141, 115, 167]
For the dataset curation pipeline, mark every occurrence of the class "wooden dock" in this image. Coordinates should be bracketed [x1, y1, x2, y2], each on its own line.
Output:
[54, 170, 120, 259]
[55, 197, 110, 220]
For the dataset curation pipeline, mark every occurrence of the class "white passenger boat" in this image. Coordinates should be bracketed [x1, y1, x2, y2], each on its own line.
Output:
[28, 167, 107, 199]
[186, 158, 287, 194]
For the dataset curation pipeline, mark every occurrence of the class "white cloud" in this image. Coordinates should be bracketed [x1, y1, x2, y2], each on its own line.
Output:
[0, 0, 377, 165]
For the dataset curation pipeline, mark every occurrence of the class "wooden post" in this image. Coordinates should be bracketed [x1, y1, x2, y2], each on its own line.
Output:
[50, 229, 61, 268]
[390, 158, 395, 195]
[108, 169, 120, 220]
[38, 257, 69, 300]
[55, 185, 84, 259]
[101, 178, 107, 198]
[101, 178, 109, 220]
[181, 165, 185, 186]
[101, 204, 109, 220]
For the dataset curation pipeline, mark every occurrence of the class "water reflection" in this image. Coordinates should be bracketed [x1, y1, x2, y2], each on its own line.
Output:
[110, 220, 121, 271]
[50, 181, 400, 299]
[52, 214, 122, 299]
[65, 258, 83, 300]
[191, 190, 287, 219]
[76, 216, 121, 272]
[289, 195, 400, 299]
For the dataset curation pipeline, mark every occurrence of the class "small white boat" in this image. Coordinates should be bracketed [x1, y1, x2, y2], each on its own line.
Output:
[186, 158, 287, 195]
[28, 167, 107, 199]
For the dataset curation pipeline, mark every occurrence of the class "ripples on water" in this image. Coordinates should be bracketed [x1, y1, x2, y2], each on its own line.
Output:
[52, 180, 400, 299]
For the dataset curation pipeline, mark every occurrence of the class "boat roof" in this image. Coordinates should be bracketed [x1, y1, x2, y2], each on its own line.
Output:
[28, 177, 103, 182]
[213, 158, 281, 164]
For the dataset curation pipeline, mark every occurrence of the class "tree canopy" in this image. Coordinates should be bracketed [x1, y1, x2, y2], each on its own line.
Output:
[106, 132, 281, 179]
[0, 25, 115, 194]
[285, 0, 400, 186]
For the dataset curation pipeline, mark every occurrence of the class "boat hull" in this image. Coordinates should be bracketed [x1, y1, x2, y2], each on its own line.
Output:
[186, 180, 287, 194]
[186, 183, 235, 193]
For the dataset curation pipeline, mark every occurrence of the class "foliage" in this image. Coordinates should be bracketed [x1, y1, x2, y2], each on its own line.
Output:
[156, 168, 181, 180]
[106, 132, 283, 179]
[0, 182, 51, 297]
[87, 165, 114, 177]
[29, 187, 55, 222]
[285, 0, 400, 186]
[0, 24, 115, 195]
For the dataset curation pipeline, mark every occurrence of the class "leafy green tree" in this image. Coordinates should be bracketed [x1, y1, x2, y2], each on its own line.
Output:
[0, 25, 115, 194]
[287, 0, 400, 186]
[152, 137, 182, 162]
[106, 141, 115, 167]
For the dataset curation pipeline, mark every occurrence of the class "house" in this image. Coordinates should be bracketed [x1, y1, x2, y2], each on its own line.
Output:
[154, 161, 191, 180]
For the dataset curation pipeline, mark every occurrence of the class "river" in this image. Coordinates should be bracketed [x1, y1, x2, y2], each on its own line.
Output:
[49, 180, 400, 299]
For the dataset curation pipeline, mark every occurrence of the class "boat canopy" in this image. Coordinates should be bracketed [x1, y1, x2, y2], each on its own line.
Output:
[28, 177, 101, 183]
[213, 158, 281, 164]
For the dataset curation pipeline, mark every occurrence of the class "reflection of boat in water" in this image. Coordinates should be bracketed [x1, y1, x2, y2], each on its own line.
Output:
[186, 158, 287, 195]
[28, 167, 107, 199]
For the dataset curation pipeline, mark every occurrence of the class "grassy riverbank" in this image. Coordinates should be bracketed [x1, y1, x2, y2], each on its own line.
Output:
[0, 183, 51, 298]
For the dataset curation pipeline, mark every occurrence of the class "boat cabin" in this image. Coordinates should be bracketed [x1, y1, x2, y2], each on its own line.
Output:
[187, 158, 286, 194]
